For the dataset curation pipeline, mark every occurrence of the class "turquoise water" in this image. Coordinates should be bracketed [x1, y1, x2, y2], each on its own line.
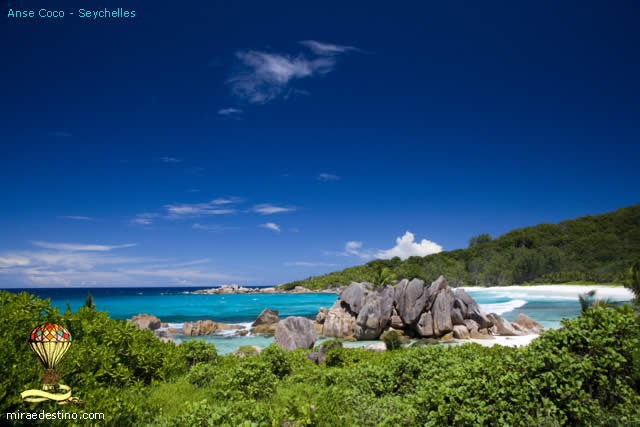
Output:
[5, 286, 632, 354]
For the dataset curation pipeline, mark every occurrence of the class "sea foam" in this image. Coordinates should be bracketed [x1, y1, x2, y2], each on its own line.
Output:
[479, 299, 527, 315]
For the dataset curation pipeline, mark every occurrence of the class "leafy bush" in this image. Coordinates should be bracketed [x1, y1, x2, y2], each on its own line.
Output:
[261, 344, 292, 377]
[382, 330, 403, 350]
[180, 339, 217, 368]
[3, 290, 640, 425]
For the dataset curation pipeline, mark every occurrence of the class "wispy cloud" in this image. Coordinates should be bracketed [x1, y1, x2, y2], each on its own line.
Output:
[31, 241, 136, 252]
[299, 40, 359, 56]
[192, 223, 236, 232]
[317, 173, 341, 182]
[0, 242, 249, 287]
[60, 216, 94, 221]
[164, 198, 243, 219]
[161, 156, 183, 163]
[227, 40, 358, 104]
[332, 232, 443, 261]
[260, 222, 281, 232]
[131, 213, 160, 226]
[252, 203, 296, 215]
[218, 107, 243, 117]
[284, 261, 340, 267]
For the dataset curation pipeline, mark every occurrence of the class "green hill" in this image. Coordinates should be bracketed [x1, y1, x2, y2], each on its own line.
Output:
[279, 204, 640, 290]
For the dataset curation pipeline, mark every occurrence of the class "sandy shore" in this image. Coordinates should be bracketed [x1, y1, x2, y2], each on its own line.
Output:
[462, 284, 633, 301]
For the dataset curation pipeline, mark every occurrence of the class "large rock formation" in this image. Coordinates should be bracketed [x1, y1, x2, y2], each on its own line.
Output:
[432, 289, 455, 336]
[274, 316, 317, 350]
[251, 308, 280, 335]
[455, 289, 492, 329]
[130, 314, 161, 330]
[340, 282, 369, 314]
[513, 313, 544, 334]
[318, 276, 542, 342]
[354, 286, 394, 339]
[321, 305, 356, 339]
[181, 320, 245, 336]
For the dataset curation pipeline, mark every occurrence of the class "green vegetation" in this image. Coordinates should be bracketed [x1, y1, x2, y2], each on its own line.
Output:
[2, 291, 640, 425]
[280, 204, 640, 290]
[83, 291, 95, 309]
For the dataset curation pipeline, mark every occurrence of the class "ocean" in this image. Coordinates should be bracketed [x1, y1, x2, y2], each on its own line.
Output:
[4, 285, 633, 354]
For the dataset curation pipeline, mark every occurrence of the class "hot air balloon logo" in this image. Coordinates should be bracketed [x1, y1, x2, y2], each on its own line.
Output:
[21, 323, 79, 404]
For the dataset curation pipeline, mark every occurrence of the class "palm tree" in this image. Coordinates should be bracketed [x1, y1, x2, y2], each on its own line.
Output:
[578, 290, 618, 313]
[84, 291, 95, 309]
[624, 261, 640, 303]
[371, 267, 395, 287]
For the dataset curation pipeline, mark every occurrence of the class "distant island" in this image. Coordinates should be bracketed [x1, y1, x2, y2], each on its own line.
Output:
[278, 204, 640, 290]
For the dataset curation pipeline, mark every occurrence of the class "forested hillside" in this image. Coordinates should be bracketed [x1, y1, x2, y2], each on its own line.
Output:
[280, 204, 640, 290]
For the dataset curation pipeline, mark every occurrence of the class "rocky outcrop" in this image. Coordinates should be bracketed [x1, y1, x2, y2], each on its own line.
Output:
[513, 313, 544, 334]
[354, 286, 394, 339]
[487, 313, 524, 336]
[130, 314, 161, 330]
[455, 289, 492, 329]
[181, 320, 245, 336]
[253, 308, 280, 326]
[415, 311, 434, 337]
[340, 282, 369, 314]
[432, 289, 455, 336]
[194, 285, 337, 295]
[274, 317, 317, 350]
[322, 305, 356, 339]
[316, 308, 329, 324]
[452, 325, 470, 339]
[316, 276, 543, 342]
[394, 279, 430, 325]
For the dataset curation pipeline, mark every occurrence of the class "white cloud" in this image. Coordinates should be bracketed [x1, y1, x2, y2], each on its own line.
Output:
[317, 173, 341, 182]
[164, 198, 243, 219]
[0, 255, 30, 268]
[161, 156, 182, 163]
[376, 232, 443, 260]
[285, 261, 339, 267]
[192, 223, 236, 232]
[260, 222, 281, 232]
[333, 232, 443, 261]
[227, 41, 357, 104]
[344, 241, 375, 259]
[60, 216, 93, 221]
[299, 40, 359, 56]
[252, 203, 296, 215]
[31, 241, 136, 252]
[131, 213, 159, 226]
[218, 107, 242, 116]
[0, 242, 249, 287]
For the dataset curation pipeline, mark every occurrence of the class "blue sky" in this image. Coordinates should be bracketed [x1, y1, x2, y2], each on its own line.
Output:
[1, 1, 639, 287]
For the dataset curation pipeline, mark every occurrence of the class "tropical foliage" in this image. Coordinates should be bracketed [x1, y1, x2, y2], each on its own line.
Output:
[1, 291, 640, 425]
[280, 204, 640, 289]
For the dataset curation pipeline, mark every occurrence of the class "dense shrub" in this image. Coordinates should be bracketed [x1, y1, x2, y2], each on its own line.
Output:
[382, 330, 403, 350]
[2, 290, 640, 425]
[180, 339, 217, 368]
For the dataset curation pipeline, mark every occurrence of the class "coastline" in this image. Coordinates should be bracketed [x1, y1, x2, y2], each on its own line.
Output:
[462, 284, 634, 301]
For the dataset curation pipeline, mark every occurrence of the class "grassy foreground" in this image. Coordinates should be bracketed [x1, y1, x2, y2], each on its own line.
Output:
[1, 290, 640, 426]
